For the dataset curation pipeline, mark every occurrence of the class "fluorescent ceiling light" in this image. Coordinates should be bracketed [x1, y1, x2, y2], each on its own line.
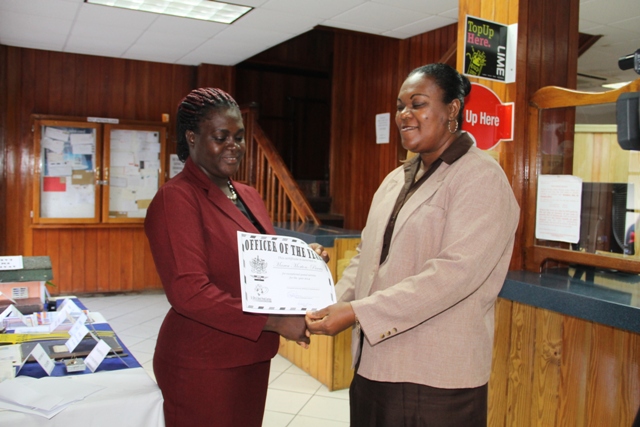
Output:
[84, 0, 252, 24]
[602, 81, 632, 90]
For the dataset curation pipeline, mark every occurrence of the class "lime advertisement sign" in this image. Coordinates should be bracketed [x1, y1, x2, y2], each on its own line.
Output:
[464, 16, 516, 83]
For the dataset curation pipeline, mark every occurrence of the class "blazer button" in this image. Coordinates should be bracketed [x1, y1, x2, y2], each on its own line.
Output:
[380, 334, 385, 339]
[393, 328, 397, 333]
[386, 331, 391, 336]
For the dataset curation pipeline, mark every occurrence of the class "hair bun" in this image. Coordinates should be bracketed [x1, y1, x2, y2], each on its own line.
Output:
[460, 74, 472, 97]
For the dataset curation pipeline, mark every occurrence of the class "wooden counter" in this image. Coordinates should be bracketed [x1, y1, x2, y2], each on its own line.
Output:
[274, 222, 640, 424]
[490, 270, 640, 426]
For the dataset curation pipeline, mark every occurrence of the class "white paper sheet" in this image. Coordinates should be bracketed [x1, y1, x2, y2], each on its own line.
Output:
[237, 232, 336, 314]
[0, 368, 164, 426]
[0, 375, 105, 419]
[535, 175, 582, 243]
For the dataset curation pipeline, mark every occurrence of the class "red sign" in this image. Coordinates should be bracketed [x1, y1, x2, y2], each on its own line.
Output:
[463, 83, 513, 150]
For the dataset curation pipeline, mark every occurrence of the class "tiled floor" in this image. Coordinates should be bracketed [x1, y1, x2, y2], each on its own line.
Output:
[79, 291, 350, 427]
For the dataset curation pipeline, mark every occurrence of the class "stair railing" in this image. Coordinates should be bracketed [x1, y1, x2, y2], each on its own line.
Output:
[237, 104, 321, 225]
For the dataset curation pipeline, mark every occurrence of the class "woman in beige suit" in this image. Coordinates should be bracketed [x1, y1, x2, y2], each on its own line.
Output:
[306, 63, 520, 426]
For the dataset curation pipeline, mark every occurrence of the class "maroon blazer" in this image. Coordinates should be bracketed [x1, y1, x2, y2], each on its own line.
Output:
[144, 157, 279, 369]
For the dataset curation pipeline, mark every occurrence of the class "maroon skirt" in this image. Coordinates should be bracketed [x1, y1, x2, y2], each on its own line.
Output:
[154, 356, 271, 427]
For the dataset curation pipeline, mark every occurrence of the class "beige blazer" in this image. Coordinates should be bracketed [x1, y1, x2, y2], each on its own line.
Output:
[336, 144, 520, 389]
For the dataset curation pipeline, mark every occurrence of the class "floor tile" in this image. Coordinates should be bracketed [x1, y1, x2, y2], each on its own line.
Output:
[270, 354, 293, 373]
[268, 369, 283, 384]
[261, 410, 294, 427]
[128, 338, 157, 355]
[265, 389, 313, 414]
[298, 395, 351, 423]
[115, 332, 147, 349]
[288, 416, 350, 427]
[269, 372, 322, 394]
[131, 350, 153, 366]
[283, 363, 310, 376]
[315, 385, 350, 400]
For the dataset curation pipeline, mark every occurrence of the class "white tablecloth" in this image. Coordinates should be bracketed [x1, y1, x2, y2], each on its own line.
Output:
[0, 368, 164, 426]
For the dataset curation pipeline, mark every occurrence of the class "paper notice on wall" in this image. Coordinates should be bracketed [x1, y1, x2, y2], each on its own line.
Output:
[45, 127, 69, 142]
[376, 113, 390, 144]
[535, 175, 582, 244]
[111, 151, 135, 167]
[169, 154, 184, 179]
[42, 137, 65, 154]
[69, 133, 94, 146]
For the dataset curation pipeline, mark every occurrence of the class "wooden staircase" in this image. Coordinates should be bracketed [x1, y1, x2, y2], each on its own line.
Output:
[236, 104, 321, 225]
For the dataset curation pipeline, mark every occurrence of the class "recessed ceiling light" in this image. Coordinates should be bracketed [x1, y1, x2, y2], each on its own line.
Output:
[84, 0, 252, 24]
[602, 81, 632, 90]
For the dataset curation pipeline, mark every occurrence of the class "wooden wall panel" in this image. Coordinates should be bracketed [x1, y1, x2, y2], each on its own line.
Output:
[0, 46, 236, 293]
[402, 23, 459, 73]
[532, 309, 563, 426]
[487, 300, 640, 426]
[30, 228, 165, 294]
[330, 31, 397, 229]
[330, 27, 458, 230]
[0, 46, 8, 256]
[197, 63, 236, 93]
[558, 316, 590, 427]
[488, 298, 513, 427]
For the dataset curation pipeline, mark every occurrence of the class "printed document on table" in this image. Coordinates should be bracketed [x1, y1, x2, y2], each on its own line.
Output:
[238, 232, 336, 314]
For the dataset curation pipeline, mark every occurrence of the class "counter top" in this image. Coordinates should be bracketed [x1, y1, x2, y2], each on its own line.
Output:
[501, 269, 640, 334]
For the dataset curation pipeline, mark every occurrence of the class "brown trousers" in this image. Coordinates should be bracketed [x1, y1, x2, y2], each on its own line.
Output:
[349, 374, 488, 427]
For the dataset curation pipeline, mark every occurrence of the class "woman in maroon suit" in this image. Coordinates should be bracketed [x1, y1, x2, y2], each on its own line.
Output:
[145, 88, 315, 426]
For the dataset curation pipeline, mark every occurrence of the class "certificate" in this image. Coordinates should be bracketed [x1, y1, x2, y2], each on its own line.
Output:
[237, 232, 336, 314]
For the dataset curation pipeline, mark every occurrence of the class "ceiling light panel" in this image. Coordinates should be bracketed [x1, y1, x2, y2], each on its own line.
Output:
[84, 0, 252, 24]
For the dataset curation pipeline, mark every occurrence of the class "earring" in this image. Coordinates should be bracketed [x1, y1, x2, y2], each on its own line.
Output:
[448, 119, 458, 134]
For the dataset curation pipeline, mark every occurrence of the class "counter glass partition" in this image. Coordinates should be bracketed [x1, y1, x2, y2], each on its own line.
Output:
[525, 80, 640, 275]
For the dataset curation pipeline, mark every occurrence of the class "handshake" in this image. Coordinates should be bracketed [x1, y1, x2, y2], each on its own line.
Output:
[263, 302, 356, 349]
[261, 243, 355, 348]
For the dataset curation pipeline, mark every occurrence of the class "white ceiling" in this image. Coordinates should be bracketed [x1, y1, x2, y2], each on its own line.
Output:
[0, 0, 639, 91]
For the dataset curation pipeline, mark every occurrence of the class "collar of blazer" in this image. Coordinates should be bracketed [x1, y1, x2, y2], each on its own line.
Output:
[182, 157, 267, 232]
[388, 133, 475, 236]
[402, 132, 474, 176]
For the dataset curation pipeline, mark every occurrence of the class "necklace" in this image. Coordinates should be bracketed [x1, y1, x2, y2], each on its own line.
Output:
[227, 180, 238, 202]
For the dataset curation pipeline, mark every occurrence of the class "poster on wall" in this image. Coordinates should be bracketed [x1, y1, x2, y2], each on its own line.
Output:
[108, 129, 161, 219]
[463, 83, 514, 150]
[40, 126, 97, 219]
[464, 15, 517, 83]
[535, 175, 582, 244]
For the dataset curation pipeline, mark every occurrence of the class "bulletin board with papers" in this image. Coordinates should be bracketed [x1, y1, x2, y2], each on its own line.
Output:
[32, 117, 167, 224]
[103, 125, 166, 222]
[34, 121, 102, 223]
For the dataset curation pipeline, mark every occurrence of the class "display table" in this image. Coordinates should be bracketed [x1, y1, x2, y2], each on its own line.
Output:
[0, 299, 164, 425]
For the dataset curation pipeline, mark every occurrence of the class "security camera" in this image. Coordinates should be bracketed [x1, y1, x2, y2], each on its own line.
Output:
[619, 49, 640, 75]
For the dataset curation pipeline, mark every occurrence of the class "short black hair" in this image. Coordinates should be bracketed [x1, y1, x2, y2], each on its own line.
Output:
[408, 63, 471, 125]
[176, 88, 239, 162]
